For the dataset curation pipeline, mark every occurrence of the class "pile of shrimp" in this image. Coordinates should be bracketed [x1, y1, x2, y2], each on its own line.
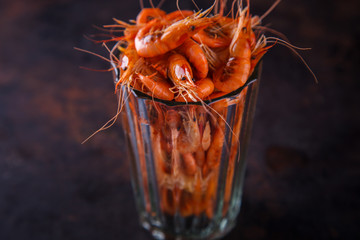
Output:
[90, 0, 282, 221]
[98, 0, 274, 220]
[103, 0, 272, 103]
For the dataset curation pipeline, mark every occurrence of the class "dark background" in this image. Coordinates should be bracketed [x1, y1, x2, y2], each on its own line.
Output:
[0, 0, 359, 239]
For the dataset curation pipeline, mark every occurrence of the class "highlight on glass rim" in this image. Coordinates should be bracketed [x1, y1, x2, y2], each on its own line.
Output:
[77, 0, 316, 239]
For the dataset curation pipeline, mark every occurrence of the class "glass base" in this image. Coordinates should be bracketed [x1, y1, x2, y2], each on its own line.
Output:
[140, 214, 236, 240]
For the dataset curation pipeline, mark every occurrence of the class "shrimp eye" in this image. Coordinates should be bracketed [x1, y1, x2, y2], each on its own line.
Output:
[181, 77, 187, 81]
[242, 27, 247, 33]
[190, 25, 195, 31]
[122, 67, 128, 71]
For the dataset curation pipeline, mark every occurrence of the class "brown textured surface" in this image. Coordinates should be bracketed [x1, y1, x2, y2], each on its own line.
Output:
[0, 0, 359, 239]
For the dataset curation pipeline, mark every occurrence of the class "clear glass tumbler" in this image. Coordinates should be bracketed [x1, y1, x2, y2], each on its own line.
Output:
[119, 68, 260, 240]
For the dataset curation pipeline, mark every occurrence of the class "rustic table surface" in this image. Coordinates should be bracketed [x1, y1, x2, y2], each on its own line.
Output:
[0, 0, 359, 239]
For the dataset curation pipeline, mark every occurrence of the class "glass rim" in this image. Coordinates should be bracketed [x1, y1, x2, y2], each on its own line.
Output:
[112, 58, 261, 106]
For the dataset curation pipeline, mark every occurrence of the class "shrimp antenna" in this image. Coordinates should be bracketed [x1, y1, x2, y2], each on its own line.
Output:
[149, 0, 156, 9]
[219, 0, 228, 16]
[82, 88, 132, 144]
[79, 66, 114, 72]
[267, 39, 318, 83]
[202, 0, 218, 17]
[230, 0, 236, 19]
[190, 0, 201, 12]
[74, 47, 112, 63]
[176, 0, 182, 12]
[256, 0, 281, 24]
[139, 0, 144, 9]
[156, 0, 166, 8]
[266, 37, 311, 50]
[214, 0, 219, 15]
[253, 25, 291, 43]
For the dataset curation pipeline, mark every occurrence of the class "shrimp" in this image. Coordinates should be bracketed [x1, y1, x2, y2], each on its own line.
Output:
[103, 19, 139, 42]
[134, 11, 212, 57]
[181, 152, 197, 176]
[177, 109, 201, 154]
[206, 123, 225, 168]
[136, 8, 166, 25]
[137, 72, 175, 101]
[174, 78, 214, 102]
[168, 53, 195, 95]
[192, 17, 234, 48]
[146, 53, 170, 78]
[206, 100, 228, 168]
[202, 121, 211, 151]
[200, 43, 229, 71]
[177, 39, 208, 79]
[194, 147, 206, 167]
[115, 43, 142, 90]
[212, 13, 252, 93]
[192, 0, 234, 48]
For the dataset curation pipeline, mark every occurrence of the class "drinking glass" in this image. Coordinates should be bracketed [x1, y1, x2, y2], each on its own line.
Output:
[118, 67, 260, 240]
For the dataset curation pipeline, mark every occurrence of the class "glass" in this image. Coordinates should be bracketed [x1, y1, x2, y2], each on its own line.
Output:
[118, 67, 260, 240]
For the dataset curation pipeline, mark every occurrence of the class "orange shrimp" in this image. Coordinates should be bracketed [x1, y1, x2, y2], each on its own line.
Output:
[177, 39, 208, 79]
[176, 110, 201, 154]
[206, 124, 225, 168]
[212, 14, 253, 93]
[136, 8, 166, 25]
[181, 152, 197, 176]
[146, 53, 170, 78]
[134, 11, 212, 57]
[174, 78, 214, 102]
[194, 147, 206, 167]
[137, 72, 175, 101]
[115, 43, 141, 90]
[192, 17, 234, 48]
[206, 100, 228, 168]
[207, 90, 228, 100]
[250, 35, 272, 73]
[201, 121, 211, 151]
[168, 53, 195, 93]
[103, 19, 139, 42]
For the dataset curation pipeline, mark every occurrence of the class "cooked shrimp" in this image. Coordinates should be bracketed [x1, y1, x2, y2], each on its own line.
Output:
[177, 110, 201, 154]
[192, 17, 234, 48]
[174, 78, 214, 102]
[135, 11, 212, 57]
[194, 146, 206, 167]
[181, 152, 197, 176]
[168, 53, 195, 95]
[115, 44, 141, 90]
[146, 53, 170, 78]
[177, 39, 208, 79]
[136, 8, 166, 25]
[212, 13, 252, 93]
[206, 124, 225, 168]
[206, 100, 228, 168]
[137, 72, 175, 101]
[201, 44, 229, 71]
[202, 121, 211, 151]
